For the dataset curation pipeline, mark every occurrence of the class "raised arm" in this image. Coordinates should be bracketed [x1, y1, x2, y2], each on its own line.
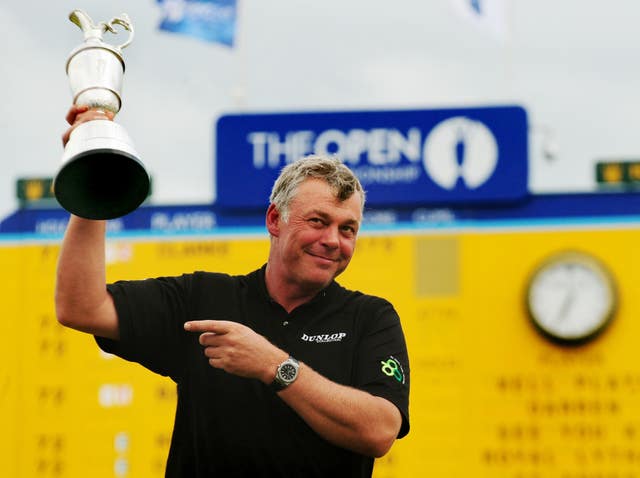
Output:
[55, 216, 119, 339]
[55, 106, 119, 339]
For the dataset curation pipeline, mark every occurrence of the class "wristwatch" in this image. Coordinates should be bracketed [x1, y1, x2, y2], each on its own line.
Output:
[270, 356, 299, 392]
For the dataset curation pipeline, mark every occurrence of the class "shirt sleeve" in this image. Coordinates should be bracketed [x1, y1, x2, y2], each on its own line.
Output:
[353, 297, 410, 438]
[95, 274, 193, 380]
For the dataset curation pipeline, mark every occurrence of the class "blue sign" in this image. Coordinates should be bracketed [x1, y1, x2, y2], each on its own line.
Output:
[157, 0, 237, 47]
[4, 192, 640, 237]
[215, 106, 529, 209]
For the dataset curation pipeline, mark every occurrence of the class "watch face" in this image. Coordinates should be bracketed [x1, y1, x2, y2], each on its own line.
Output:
[526, 251, 617, 344]
[279, 363, 298, 383]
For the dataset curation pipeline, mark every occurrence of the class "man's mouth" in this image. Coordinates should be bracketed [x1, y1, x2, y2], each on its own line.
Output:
[306, 250, 338, 263]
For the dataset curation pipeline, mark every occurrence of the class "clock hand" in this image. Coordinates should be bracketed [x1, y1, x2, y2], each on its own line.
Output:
[555, 287, 576, 324]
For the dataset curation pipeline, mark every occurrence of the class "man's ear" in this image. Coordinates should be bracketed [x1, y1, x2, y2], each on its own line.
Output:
[265, 204, 281, 236]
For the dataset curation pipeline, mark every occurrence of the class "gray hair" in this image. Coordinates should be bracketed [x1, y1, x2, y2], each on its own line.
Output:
[269, 155, 365, 222]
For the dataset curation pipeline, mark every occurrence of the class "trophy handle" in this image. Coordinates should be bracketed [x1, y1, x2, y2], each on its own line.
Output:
[105, 14, 134, 51]
[69, 9, 134, 51]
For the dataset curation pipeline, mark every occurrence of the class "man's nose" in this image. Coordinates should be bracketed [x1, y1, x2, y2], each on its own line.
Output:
[321, 226, 340, 247]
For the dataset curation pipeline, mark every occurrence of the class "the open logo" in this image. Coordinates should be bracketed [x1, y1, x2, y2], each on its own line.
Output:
[423, 116, 498, 190]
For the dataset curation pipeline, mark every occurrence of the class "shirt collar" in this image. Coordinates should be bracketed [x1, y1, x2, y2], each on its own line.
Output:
[253, 264, 337, 308]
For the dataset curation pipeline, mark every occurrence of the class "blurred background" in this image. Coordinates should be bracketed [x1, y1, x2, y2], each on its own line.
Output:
[2, 0, 640, 218]
[3, 1, 640, 477]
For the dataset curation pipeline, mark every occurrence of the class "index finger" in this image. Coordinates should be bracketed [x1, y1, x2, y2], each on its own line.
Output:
[184, 320, 232, 333]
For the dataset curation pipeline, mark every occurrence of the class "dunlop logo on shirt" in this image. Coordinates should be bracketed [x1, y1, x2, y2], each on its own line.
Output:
[300, 333, 347, 343]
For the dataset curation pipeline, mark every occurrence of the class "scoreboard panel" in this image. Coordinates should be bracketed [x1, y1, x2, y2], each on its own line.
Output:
[3, 224, 640, 477]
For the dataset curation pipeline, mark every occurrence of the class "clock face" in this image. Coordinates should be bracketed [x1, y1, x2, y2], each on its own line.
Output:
[526, 251, 617, 344]
[279, 363, 297, 382]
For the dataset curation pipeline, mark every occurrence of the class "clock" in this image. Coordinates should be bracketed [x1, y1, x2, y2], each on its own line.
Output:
[525, 251, 618, 345]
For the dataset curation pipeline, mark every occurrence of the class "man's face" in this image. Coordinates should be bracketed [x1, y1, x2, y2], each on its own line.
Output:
[269, 178, 362, 291]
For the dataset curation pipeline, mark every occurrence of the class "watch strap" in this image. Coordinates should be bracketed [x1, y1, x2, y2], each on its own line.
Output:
[270, 377, 287, 392]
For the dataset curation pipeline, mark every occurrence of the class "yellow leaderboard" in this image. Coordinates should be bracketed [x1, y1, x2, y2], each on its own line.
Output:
[2, 225, 640, 477]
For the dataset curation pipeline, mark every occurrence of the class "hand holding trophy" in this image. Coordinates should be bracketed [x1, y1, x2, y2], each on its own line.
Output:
[54, 9, 150, 220]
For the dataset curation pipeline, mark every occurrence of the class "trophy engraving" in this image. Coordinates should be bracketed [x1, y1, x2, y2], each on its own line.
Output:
[54, 9, 150, 220]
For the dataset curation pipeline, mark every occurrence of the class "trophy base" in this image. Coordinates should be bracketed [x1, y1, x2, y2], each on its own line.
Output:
[54, 148, 149, 220]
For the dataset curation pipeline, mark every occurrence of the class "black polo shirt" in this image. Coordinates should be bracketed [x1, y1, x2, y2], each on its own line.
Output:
[97, 266, 410, 478]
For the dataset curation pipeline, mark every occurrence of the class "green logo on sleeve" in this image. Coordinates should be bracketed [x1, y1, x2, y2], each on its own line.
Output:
[380, 356, 405, 384]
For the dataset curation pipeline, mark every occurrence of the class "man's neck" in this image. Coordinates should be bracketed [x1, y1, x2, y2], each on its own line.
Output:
[264, 263, 323, 313]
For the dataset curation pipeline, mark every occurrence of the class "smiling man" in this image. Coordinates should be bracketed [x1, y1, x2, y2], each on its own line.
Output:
[56, 106, 410, 478]
[265, 172, 362, 308]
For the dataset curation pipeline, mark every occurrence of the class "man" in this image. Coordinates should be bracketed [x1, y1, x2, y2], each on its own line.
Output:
[56, 106, 410, 477]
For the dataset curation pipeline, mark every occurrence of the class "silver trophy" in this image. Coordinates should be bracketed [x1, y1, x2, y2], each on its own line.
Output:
[54, 9, 150, 220]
